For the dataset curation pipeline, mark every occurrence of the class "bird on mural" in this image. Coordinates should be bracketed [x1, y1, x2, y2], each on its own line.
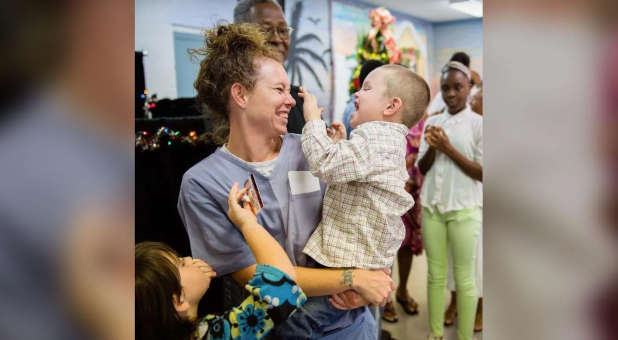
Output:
[307, 16, 321, 25]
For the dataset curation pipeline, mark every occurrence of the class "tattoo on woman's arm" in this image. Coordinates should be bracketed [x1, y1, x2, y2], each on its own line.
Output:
[342, 269, 353, 288]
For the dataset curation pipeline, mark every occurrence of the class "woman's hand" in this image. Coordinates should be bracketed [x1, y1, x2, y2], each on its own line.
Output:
[351, 268, 395, 307]
[327, 121, 347, 142]
[329, 290, 368, 310]
[298, 86, 323, 122]
[227, 183, 257, 230]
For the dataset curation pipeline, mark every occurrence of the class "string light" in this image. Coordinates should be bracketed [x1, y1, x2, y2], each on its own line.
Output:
[136, 126, 205, 151]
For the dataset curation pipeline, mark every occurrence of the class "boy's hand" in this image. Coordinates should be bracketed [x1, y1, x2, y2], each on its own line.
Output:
[297, 86, 323, 122]
[327, 121, 347, 142]
[227, 183, 257, 230]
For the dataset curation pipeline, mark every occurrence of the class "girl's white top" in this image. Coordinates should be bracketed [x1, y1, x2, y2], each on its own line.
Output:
[416, 106, 483, 214]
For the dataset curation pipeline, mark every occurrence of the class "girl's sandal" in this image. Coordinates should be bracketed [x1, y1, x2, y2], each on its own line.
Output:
[474, 309, 483, 332]
[444, 306, 457, 326]
[395, 294, 419, 315]
[382, 300, 399, 323]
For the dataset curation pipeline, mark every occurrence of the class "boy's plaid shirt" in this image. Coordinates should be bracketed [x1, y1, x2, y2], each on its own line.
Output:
[301, 120, 414, 269]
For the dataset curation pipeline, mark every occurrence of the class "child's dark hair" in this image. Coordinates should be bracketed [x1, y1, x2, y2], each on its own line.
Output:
[136, 242, 195, 340]
[450, 51, 470, 68]
[359, 60, 384, 87]
[191, 23, 279, 145]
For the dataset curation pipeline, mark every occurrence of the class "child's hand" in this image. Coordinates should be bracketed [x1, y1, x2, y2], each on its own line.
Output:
[227, 183, 257, 230]
[425, 126, 451, 153]
[298, 86, 323, 122]
[327, 121, 347, 142]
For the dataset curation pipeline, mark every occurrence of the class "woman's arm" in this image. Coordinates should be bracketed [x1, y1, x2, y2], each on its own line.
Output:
[227, 182, 392, 300]
[231, 264, 393, 306]
[294, 266, 393, 306]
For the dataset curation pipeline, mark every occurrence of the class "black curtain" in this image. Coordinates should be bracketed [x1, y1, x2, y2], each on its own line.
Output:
[135, 51, 146, 117]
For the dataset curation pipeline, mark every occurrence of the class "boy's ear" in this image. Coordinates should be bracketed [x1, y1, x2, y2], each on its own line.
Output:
[230, 83, 249, 109]
[383, 96, 403, 117]
[173, 289, 190, 314]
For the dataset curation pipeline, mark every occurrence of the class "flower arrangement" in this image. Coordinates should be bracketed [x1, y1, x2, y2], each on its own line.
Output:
[348, 7, 403, 94]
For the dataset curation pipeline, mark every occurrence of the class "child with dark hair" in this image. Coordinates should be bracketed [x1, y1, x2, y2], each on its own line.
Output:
[449, 51, 471, 68]
[426, 51, 481, 116]
[137, 184, 306, 340]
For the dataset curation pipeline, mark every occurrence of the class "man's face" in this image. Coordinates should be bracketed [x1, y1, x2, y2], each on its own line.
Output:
[250, 2, 290, 63]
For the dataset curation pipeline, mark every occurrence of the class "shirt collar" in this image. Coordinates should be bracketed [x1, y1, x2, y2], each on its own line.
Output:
[359, 120, 409, 136]
[443, 105, 471, 125]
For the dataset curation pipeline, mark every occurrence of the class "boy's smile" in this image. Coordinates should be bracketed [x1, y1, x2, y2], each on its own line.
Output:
[350, 67, 390, 128]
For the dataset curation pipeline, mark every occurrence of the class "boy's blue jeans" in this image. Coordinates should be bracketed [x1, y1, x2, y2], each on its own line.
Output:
[273, 295, 349, 339]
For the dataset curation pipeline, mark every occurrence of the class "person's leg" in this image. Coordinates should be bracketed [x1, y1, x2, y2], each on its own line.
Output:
[395, 246, 418, 314]
[382, 297, 398, 323]
[421, 207, 448, 338]
[447, 208, 481, 340]
[382, 261, 397, 322]
[321, 307, 377, 340]
[447, 250, 455, 292]
[444, 290, 457, 326]
[444, 249, 457, 326]
[397, 247, 413, 294]
[475, 297, 483, 332]
[475, 224, 483, 332]
[274, 296, 346, 339]
[476, 224, 483, 297]
[374, 305, 384, 338]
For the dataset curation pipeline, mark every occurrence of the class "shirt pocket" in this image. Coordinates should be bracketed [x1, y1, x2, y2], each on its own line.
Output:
[289, 190, 323, 234]
[289, 190, 324, 264]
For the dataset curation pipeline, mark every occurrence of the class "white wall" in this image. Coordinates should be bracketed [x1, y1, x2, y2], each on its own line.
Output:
[135, 0, 234, 99]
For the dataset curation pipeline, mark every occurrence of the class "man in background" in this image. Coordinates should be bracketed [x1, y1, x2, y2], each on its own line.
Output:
[234, 0, 305, 134]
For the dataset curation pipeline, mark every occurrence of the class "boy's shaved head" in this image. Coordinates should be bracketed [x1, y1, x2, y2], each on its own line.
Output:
[379, 64, 430, 128]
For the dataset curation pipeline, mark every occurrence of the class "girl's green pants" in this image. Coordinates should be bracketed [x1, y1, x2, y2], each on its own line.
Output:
[422, 207, 481, 340]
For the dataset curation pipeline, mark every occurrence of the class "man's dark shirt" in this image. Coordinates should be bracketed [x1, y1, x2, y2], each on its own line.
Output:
[287, 85, 305, 134]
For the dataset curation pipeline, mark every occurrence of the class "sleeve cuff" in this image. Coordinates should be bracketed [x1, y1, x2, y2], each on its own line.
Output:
[252, 264, 293, 283]
[302, 119, 326, 135]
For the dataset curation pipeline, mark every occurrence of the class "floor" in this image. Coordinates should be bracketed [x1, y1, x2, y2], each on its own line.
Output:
[380, 251, 483, 340]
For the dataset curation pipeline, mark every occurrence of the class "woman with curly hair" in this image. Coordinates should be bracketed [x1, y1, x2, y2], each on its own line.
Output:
[177, 22, 391, 340]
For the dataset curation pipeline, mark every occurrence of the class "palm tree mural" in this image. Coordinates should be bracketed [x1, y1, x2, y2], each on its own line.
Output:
[285, 1, 330, 90]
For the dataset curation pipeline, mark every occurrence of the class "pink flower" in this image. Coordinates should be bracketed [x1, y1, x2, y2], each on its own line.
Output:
[368, 7, 395, 29]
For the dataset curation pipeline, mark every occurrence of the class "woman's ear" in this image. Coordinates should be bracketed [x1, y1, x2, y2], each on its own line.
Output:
[173, 290, 189, 314]
[230, 83, 249, 109]
[383, 96, 403, 117]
